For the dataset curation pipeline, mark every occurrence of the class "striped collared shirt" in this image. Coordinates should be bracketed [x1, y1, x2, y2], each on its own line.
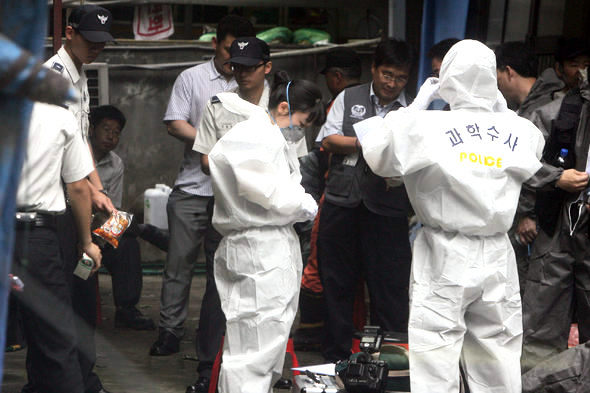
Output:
[164, 59, 237, 196]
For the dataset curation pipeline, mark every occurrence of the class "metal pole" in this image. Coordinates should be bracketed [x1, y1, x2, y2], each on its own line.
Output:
[388, 0, 394, 38]
[389, 0, 406, 39]
[53, 0, 62, 54]
[500, 0, 509, 43]
[526, 0, 540, 45]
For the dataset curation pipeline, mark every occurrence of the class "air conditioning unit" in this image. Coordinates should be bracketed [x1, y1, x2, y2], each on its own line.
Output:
[84, 62, 109, 108]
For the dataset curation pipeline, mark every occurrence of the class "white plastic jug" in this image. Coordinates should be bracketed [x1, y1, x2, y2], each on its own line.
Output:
[144, 184, 172, 229]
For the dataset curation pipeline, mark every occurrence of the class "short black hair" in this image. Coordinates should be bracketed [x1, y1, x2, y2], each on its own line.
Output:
[90, 105, 126, 130]
[374, 39, 415, 71]
[321, 47, 362, 79]
[216, 15, 255, 42]
[427, 38, 460, 60]
[495, 41, 538, 78]
[269, 70, 326, 127]
[329, 67, 362, 80]
[555, 37, 590, 63]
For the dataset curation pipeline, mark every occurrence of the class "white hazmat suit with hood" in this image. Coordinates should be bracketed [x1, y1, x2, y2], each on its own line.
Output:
[208, 108, 317, 393]
[354, 40, 545, 393]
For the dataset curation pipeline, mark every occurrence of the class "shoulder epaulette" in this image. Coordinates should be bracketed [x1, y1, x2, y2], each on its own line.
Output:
[51, 62, 64, 73]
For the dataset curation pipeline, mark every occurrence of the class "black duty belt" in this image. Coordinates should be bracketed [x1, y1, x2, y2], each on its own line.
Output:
[15, 212, 59, 230]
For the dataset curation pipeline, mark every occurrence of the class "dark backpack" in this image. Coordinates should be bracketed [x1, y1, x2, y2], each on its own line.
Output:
[535, 88, 584, 235]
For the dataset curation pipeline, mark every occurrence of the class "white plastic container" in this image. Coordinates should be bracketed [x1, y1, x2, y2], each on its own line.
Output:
[144, 184, 172, 229]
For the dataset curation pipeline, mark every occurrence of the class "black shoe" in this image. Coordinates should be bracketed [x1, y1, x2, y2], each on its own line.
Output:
[293, 326, 322, 351]
[96, 389, 112, 393]
[273, 377, 292, 390]
[186, 377, 210, 393]
[149, 331, 180, 356]
[125, 218, 143, 237]
[115, 307, 156, 330]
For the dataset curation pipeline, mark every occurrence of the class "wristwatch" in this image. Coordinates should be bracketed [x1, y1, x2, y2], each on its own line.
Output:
[98, 189, 109, 197]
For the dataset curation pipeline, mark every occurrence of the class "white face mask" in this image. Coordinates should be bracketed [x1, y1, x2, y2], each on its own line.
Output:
[280, 81, 306, 143]
[280, 125, 306, 143]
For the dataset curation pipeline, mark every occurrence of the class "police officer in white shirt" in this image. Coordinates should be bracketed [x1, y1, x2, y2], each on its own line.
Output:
[13, 103, 100, 393]
[45, 4, 115, 212]
[45, 6, 115, 393]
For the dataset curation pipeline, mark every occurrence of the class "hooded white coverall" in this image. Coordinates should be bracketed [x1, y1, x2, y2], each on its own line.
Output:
[355, 40, 545, 393]
[208, 111, 317, 393]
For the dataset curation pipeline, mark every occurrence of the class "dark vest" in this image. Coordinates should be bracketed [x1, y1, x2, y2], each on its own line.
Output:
[324, 83, 410, 217]
[535, 88, 585, 235]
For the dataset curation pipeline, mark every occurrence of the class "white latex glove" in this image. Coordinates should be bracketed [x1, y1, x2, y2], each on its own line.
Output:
[300, 194, 318, 221]
[493, 89, 510, 112]
[407, 77, 440, 111]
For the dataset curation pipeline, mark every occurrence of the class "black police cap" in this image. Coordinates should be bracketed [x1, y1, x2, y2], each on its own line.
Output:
[226, 37, 270, 66]
[68, 5, 114, 43]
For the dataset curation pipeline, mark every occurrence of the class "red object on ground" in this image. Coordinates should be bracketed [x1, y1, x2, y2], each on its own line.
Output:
[301, 195, 325, 293]
[208, 336, 301, 390]
[286, 337, 300, 375]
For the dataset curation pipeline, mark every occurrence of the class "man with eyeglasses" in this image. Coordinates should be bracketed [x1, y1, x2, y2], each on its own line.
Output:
[315, 39, 415, 362]
[89, 105, 156, 331]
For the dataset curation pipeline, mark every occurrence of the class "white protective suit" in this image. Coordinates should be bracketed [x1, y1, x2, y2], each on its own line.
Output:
[354, 40, 545, 393]
[208, 109, 317, 393]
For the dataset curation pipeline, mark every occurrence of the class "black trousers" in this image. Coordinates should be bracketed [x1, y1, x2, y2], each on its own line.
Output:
[317, 201, 412, 362]
[195, 198, 225, 379]
[56, 208, 102, 393]
[101, 233, 142, 309]
[12, 226, 84, 393]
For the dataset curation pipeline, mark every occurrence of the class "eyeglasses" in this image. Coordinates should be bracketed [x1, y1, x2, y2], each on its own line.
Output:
[231, 63, 265, 73]
[98, 125, 121, 137]
[380, 70, 409, 84]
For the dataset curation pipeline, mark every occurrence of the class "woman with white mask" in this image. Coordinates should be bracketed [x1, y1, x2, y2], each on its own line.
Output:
[208, 70, 325, 393]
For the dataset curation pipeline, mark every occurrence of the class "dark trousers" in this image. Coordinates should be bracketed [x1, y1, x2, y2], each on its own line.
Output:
[522, 205, 590, 372]
[12, 226, 84, 393]
[56, 208, 102, 393]
[102, 234, 142, 309]
[195, 198, 225, 379]
[317, 201, 412, 361]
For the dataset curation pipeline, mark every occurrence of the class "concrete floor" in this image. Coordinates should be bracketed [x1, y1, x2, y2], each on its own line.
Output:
[2, 273, 325, 393]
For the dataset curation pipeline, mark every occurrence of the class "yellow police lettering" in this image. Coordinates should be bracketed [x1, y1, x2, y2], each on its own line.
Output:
[459, 152, 502, 168]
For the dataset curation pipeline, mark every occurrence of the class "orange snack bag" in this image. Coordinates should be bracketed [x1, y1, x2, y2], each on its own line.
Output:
[93, 211, 133, 248]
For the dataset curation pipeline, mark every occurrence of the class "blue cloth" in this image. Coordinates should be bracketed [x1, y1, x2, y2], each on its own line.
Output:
[417, 0, 469, 87]
[0, 0, 47, 383]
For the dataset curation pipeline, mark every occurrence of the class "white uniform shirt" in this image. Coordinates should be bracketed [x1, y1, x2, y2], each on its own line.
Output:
[315, 83, 407, 143]
[45, 47, 90, 142]
[17, 103, 94, 213]
[164, 59, 237, 196]
[193, 83, 270, 155]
